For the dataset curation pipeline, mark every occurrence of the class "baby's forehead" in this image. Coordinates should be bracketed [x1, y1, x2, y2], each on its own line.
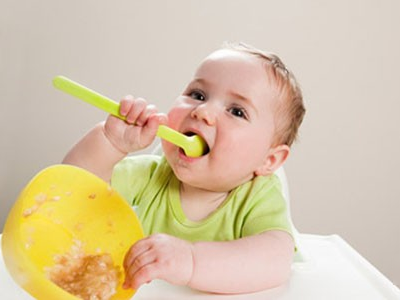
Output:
[197, 49, 281, 94]
[199, 49, 277, 83]
[204, 48, 256, 63]
[196, 49, 267, 78]
[194, 50, 282, 110]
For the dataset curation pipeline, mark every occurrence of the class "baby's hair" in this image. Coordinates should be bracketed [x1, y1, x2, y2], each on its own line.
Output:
[222, 42, 305, 147]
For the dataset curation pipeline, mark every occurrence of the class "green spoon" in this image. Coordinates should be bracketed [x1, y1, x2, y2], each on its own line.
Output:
[53, 76, 207, 158]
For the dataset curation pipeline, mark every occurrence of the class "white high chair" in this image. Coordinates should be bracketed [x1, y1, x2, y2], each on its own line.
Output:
[272, 167, 400, 300]
[274, 166, 304, 263]
[1, 148, 399, 299]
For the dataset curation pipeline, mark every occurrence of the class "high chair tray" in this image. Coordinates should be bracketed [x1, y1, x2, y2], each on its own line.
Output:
[1, 233, 399, 299]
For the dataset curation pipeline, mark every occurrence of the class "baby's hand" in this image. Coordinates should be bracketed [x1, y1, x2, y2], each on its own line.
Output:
[104, 96, 167, 154]
[122, 233, 194, 290]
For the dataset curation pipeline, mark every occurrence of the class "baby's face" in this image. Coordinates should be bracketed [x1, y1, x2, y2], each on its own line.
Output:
[162, 49, 280, 192]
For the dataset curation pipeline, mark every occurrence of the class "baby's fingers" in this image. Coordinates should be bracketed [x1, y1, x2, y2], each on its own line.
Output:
[136, 104, 158, 127]
[123, 250, 157, 289]
[125, 262, 160, 289]
[119, 96, 147, 124]
[139, 113, 167, 141]
[123, 238, 150, 271]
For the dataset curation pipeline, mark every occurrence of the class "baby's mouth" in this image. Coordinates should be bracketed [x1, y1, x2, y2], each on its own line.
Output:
[183, 132, 210, 156]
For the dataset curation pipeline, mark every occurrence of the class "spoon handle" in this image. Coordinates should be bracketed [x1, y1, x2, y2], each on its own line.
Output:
[52, 76, 185, 144]
[53, 75, 125, 120]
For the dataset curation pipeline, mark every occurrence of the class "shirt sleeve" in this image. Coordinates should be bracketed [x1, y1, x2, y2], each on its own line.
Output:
[241, 175, 292, 237]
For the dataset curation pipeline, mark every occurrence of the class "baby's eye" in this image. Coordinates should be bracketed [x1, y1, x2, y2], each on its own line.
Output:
[228, 106, 248, 119]
[189, 90, 206, 101]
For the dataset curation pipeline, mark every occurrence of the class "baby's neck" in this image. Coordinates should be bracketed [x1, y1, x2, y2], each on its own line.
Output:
[179, 183, 229, 222]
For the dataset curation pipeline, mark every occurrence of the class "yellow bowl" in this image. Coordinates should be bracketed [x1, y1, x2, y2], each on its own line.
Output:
[1, 164, 144, 299]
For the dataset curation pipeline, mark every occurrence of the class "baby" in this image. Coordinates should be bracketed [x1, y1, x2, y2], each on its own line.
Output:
[63, 42, 305, 294]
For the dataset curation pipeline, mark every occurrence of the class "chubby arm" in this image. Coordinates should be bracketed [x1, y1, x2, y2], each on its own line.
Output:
[190, 230, 294, 293]
[63, 96, 167, 182]
[62, 121, 126, 182]
[123, 230, 294, 294]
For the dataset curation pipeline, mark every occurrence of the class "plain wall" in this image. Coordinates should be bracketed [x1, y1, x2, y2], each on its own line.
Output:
[1, 0, 399, 287]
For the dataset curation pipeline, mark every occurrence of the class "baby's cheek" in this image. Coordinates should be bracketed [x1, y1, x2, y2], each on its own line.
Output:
[161, 140, 175, 155]
[167, 108, 184, 129]
[167, 99, 195, 126]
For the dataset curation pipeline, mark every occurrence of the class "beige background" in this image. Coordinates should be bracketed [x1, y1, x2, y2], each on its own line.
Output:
[1, 0, 399, 288]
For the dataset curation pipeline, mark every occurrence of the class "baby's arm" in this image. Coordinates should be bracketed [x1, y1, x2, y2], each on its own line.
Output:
[63, 96, 166, 181]
[190, 230, 294, 293]
[123, 230, 294, 294]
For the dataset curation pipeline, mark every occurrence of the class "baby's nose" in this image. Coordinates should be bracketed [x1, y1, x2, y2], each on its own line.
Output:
[191, 102, 219, 126]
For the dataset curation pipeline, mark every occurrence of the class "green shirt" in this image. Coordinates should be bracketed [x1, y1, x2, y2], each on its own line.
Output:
[111, 155, 292, 242]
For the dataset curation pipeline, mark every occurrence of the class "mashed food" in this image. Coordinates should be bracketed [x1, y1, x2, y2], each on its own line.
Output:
[46, 240, 120, 300]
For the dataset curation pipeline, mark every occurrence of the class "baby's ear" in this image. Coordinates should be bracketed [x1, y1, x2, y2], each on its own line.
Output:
[255, 144, 290, 176]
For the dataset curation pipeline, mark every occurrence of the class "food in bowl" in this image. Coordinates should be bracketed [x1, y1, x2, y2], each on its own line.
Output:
[46, 239, 120, 300]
